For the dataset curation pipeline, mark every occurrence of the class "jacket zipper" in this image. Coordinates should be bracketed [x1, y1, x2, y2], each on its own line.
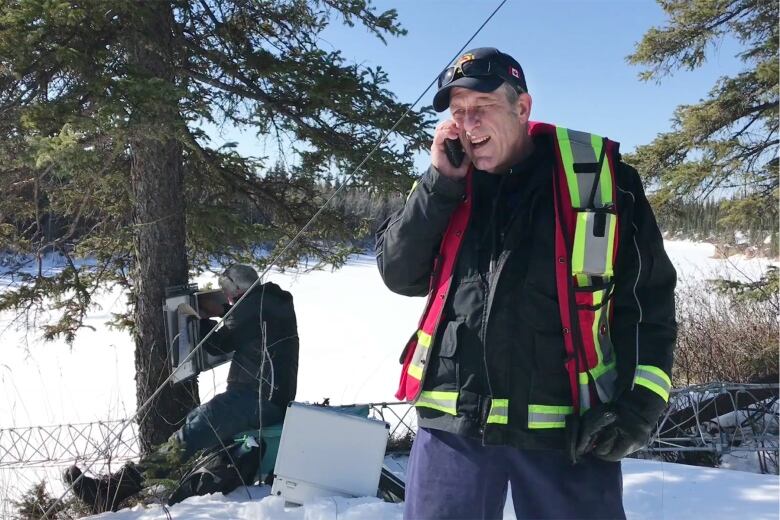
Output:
[478, 248, 511, 431]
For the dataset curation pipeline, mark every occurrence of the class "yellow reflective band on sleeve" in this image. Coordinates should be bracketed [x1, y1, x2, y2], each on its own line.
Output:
[487, 398, 509, 425]
[634, 365, 672, 403]
[528, 404, 574, 429]
[415, 390, 458, 415]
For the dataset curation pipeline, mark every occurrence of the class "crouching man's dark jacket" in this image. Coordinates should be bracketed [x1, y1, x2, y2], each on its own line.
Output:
[202, 282, 299, 409]
[376, 132, 677, 451]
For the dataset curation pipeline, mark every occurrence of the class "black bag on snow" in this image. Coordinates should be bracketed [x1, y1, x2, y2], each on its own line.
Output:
[167, 435, 263, 506]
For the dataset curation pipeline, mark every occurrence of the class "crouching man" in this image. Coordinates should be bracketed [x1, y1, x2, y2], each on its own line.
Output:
[65, 264, 299, 513]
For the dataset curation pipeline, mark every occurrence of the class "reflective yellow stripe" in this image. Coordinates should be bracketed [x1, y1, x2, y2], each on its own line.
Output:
[575, 273, 591, 287]
[572, 212, 615, 278]
[560, 128, 616, 279]
[589, 360, 616, 380]
[556, 126, 581, 207]
[406, 180, 419, 202]
[590, 360, 618, 403]
[572, 212, 588, 275]
[591, 133, 614, 206]
[637, 365, 672, 386]
[416, 390, 458, 415]
[407, 363, 423, 379]
[487, 398, 509, 425]
[407, 329, 432, 380]
[604, 213, 617, 278]
[635, 365, 672, 402]
[417, 329, 432, 347]
[528, 404, 574, 429]
[578, 372, 590, 413]
[555, 126, 620, 411]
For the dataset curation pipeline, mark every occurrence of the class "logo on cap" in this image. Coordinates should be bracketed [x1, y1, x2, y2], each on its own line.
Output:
[510, 67, 520, 79]
[457, 53, 475, 66]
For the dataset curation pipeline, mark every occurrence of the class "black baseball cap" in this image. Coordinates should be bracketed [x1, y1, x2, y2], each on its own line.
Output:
[433, 47, 528, 112]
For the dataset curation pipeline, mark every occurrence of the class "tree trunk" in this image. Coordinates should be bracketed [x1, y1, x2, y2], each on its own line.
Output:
[126, 2, 199, 455]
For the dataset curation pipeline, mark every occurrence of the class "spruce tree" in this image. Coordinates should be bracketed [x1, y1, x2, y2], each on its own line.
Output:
[0, 0, 433, 452]
[626, 0, 778, 253]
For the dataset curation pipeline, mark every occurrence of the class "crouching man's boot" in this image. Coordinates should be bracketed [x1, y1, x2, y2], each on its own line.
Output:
[63, 466, 100, 513]
[64, 463, 144, 513]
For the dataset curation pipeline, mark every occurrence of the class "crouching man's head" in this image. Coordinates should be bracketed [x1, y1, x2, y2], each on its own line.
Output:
[218, 264, 259, 304]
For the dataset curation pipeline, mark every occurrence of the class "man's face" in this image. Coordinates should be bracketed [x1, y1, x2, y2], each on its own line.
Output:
[449, 86, 531, 173]
[224, 289, 244, 305]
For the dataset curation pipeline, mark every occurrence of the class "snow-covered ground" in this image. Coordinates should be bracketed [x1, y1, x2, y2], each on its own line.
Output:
[1, 241, 778, 519]
[63, 457, 780, 520]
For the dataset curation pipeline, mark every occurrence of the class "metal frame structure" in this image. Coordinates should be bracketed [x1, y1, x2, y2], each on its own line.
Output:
[2, 384, 777, 474]
[643, 383, 778, 473]
[0, 420, 138, 471]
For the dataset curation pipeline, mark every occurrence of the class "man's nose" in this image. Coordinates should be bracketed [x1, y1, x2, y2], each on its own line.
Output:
[463, 109, 480, 130]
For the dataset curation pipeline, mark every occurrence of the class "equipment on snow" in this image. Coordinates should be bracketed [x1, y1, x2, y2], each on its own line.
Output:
[378, 466, 405, 503]
[271, 402, 389, 505]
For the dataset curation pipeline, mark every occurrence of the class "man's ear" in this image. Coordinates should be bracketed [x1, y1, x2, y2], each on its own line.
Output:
[516, 92, 532, 124]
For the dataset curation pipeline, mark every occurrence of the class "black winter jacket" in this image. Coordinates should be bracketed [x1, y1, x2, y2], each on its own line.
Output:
[201, 282, 299, 409]
[376, 133, 677, 451]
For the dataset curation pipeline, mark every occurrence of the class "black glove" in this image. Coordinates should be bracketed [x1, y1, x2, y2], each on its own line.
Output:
[574, 397, 657, 463]
[572, 404, 617, 463]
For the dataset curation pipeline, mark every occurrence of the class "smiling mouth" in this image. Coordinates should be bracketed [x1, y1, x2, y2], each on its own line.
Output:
[468, 135, 490, 149]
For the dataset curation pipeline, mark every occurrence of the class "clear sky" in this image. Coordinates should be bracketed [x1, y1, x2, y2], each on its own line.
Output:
[210, 0, 745, 167]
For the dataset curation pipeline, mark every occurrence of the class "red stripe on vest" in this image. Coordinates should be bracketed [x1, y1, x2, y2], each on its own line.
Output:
[395, 169, 473, 401]
[546, 121, 580, 409]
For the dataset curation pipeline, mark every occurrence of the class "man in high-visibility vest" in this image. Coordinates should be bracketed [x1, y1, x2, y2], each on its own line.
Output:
[376, 47, 677, 519]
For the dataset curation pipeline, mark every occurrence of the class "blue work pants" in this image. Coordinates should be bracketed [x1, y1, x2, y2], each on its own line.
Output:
[404, 427, 626, 520]
[175, 388, 284, 459]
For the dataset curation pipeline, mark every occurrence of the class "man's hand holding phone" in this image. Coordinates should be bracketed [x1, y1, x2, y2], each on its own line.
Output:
[432, 120, 469, 179]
